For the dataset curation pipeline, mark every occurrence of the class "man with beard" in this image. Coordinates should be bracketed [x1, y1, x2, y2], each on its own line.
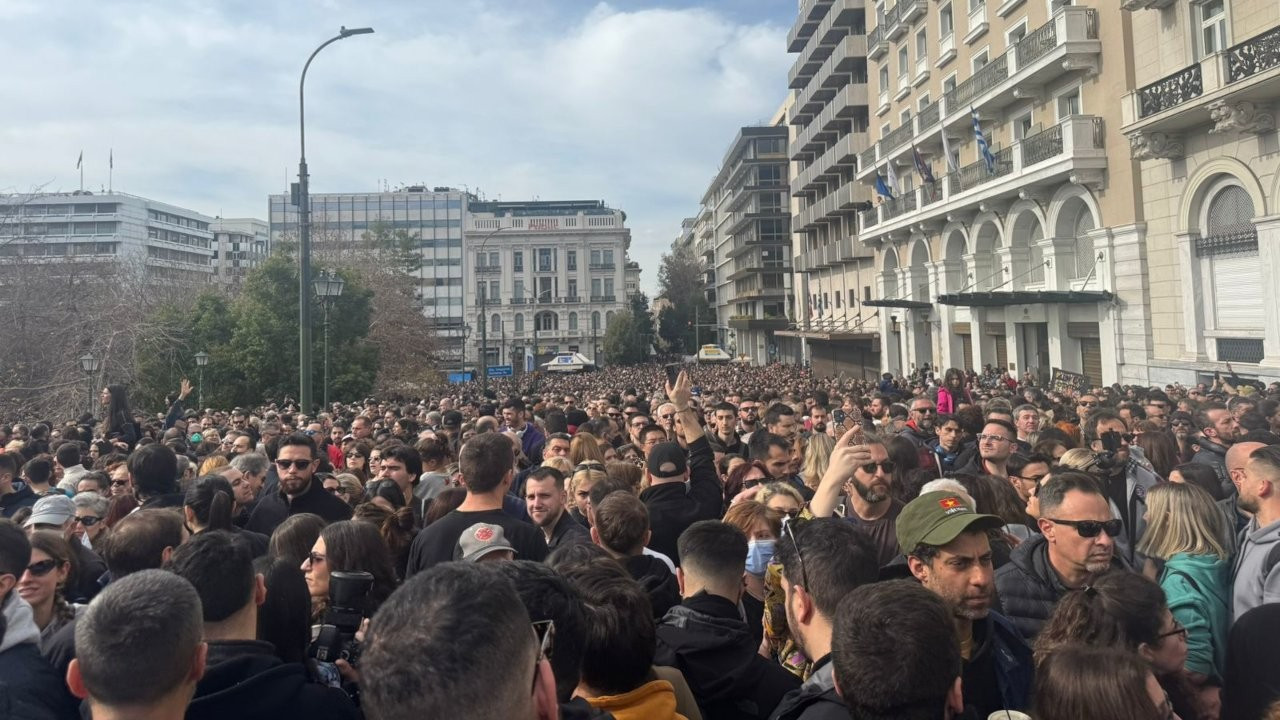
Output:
[768, 518, 879, 720]
[1231, 445, 1280, 621]
[525, 467, 590, 551]
[900, 398, 938, 471]
[245, 433, 352, 534]
[898, 492, 1033, 718]
[810, 427, 905, 567]
[1194, 402, 1242, 497]
[995, 471, 1125, 639]
[1081, 409, 1160, 566]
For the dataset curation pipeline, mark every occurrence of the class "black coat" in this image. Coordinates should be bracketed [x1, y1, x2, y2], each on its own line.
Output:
[767, 657, 846, 720]
[641, 437, 723, 563]
[0, 640, 78, 720]
[622, 555, 681, 620]
[187, 640, 359, 720]
[1222, 604, 1280, 720]
[245, 476, 352, 536]
[655, 594, 801, 720]
[993, 534, 1129, 640]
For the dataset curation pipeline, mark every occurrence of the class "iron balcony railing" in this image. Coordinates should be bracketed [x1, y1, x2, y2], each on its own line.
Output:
[918, 101, 940, 131]
[943, 52, 1009, 111]
[1021, 123, 1064, 166]
[1015, 15, 1058, 68]
[1227, 25, 1280, 83]
[1137, 63, 1203, 118]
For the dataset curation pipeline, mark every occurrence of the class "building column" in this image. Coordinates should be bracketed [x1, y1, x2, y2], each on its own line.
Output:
[1254, 216, 1280, 367]
[997, 247, 1031, 292]
[1040, 236, 1077, 292]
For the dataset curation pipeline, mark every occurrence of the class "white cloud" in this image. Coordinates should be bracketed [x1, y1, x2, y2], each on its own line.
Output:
[0, 1, 790, 296]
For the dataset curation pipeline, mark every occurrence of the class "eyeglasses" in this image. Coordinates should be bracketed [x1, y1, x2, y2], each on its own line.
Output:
[304, 551, 326, 567]
[659, 414, 675, 420]
[531, 619, 556, 691]
[75, 515, 102, 527]
[573, 461, 605, 473]
[345, 453, 364, 460]
[325, 486, 342, 495]
[1157, 618, 1188, 641]
[1015, 474, 1049, 484]
[608, 413, 623, 418]
[275, 459, 313, 471]
[1077, 401, 1099, 408]
[976, 434, 1011, 444]
[1044, 517, 1123, 538]
[109, 479, 129, 487]
[859, 460, 896, 474]
[25, 558, 59, 577]
[781, 516, 811, 591]
[911, 407, 936, 415]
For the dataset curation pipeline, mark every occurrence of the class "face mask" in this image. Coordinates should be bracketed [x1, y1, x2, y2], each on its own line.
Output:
[745, 539, 776, 577]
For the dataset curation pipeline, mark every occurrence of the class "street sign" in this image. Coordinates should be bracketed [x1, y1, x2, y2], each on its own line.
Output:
[447, 372, 473, 384]
[487, 365, 513, 377]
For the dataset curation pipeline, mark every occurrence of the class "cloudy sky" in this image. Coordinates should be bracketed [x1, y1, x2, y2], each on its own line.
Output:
[1, 0, 795, 295]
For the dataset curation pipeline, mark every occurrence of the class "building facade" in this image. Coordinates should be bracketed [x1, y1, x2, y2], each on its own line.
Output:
[268, 186, 469, 363]
[0, 191, 216, 284]
[778, 0, 883, 379]
[210, 218, 269, 286]
[463, 200, 632, 373]
[691, 125, 796, 366]
[853, 0, 1150, 387]
[1123, 0, 1280, 384]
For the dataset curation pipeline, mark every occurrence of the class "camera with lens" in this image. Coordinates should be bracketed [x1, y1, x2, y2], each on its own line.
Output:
[1092, 430, 1124, 473]
[309, 571, 374, 667]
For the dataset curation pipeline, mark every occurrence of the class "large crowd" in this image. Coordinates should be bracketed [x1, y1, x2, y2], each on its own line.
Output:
[3, 360, 1280, 720]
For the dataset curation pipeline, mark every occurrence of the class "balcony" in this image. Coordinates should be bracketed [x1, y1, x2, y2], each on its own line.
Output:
[562, 296, 582, 304]
[1123, 25, 1280, 155]
[787, 0, 835, 52]
[859, 115, 1106, 241]
[729, 315, 791, 331]
[918, 100, 940, 131]
[945, 53, 1008, 113]
[792, 132, 863, 195]
[736, 287, 789, 300]
[868, 26, 887, 60]
[900, 0, 926, 24]
[509, 298, 531, 305]
[590, 295, 617, 303]
[881, 118, 915, 153]
[475, 264, 502, 274]
[588, 262, 616, 271]
[884, 3, 905, 41]
[789, 0, 867, 90]
[793, 84, 871, 156]
[729, 264, 789, 281]
[790, 35, 869, 124]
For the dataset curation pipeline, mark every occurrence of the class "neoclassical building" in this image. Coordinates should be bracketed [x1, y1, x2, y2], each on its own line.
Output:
[1123, 0, 1280, 384]
[855, 0, 1151, 386]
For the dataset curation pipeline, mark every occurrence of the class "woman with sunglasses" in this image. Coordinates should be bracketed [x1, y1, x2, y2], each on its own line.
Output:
[1035, 571, 1195, 720]
[19, 531, 82, 652]
[343, 441, 373, 484]
[1138, 482, 1232, 718]
[302, 520, 397, 623]
[71, 491, 110, 552]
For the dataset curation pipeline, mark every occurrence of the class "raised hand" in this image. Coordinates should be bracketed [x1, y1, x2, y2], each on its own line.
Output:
[179, 378, 193, 400]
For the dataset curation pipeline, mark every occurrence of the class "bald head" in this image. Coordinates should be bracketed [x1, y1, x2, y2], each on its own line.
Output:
[1227, 441, 1267, 476]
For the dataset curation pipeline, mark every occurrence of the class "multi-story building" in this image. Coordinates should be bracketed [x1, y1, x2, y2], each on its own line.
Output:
[268, 186, 469, 363]
[464, 200, 631, 372]
[0, 191, 215, 284]
[853, 0, 1149, 386]
[1123, 1, 1280, 383]
[210, 218, 269, 286]
[777, 0, 882, 378]
[692, 125, 796, 366]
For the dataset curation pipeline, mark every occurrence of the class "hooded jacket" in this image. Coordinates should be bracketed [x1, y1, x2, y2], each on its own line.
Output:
[0, 592, 79, 720]
[585, 679, 687, 720]
[622, 554, 681, 620]
[654, 594, 801, 720]
[766, 656, 846, 720]
[1231, 516, 1280, 622]
[993, 534, 1128, 640]
[1161, 552, 1230, 679]
[187, 640, 358, 720]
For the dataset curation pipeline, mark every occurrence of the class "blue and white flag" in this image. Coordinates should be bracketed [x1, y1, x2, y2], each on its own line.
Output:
[874, 171, 895, 200]
[972, 107, 997, 174]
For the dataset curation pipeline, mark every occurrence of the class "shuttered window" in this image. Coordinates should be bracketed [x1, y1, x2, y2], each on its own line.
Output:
[1080, 338, 1103, 388]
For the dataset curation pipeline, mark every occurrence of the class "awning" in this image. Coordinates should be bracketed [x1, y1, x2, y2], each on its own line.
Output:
[862, 299, 933, 309]
[936, 290, 1114, 307]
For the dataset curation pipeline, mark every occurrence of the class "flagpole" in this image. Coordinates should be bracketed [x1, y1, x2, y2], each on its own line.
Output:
[108, 149, 113, 193]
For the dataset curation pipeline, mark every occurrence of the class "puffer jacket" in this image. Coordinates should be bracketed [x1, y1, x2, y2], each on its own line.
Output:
[1160, 553, 1230, 680]
[993, 534, 1128, 640]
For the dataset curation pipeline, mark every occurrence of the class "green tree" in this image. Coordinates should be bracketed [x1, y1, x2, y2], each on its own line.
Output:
[628, 292, 655, 360]
[656, 245, 712, 354]
[602, 309, 647, 365]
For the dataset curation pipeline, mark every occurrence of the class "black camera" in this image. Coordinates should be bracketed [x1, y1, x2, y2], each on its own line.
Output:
[1093, 430, 1124, 472]
[309, 571, 374, 666]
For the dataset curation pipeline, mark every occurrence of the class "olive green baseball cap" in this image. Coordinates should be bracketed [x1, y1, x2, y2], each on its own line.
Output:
[896, 491, 1005, 553]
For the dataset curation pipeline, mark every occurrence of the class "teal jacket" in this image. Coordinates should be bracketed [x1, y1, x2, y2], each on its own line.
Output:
[1160, 552, 1231, 679]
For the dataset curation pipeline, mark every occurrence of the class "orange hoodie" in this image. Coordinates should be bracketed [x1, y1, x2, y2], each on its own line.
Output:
[584, 680, 688, 720]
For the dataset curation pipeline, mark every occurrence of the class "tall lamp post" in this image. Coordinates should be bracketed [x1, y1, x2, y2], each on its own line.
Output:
[474, 225, 510, 395]
[314, 270, 345, 410]
[78, 353, 99, 416]
[297, 25, 373, 414]
[194, 351, 209, 409]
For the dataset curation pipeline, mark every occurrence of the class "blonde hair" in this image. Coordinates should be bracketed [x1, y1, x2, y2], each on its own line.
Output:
[567, 462, 610, 510]
[541, 456, 573, 474]
[1136, 482, 1228, 561]
[569, 432, 606, 467]
[198, 455, 229, 476]
[1057, 448, 1099, 472]
[801, 433, 835, 490]
[758, 482, 805, 510]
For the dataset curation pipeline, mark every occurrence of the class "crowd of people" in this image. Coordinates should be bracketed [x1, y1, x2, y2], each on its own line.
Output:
[3, 360, 1280, 719]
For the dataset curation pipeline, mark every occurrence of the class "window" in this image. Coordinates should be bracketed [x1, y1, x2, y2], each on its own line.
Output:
[489, 280, 500, 299]
[1006, 22, 1027, 46]
[900, 109, 912, 126]
[864, 286, 873, 301]
[476, 281, 487, 300]
[537, 277, 554, 301]
[835, 292, 842, 308]
[488, 251, 499, 267]
[567, 278, 577, 298]
[604, 249, 614, 265]
[569, 312, 578, 331]
[592, 278, 603, 297]
[514, 279, 524, 300]
[1014, 111, 1034, 140]
[848, 289, 856, 306]
[1057, 88, 1080, 118]
[1198, 1, 1226, 58]
[940, 3, 954, 37]
[757, 137, 785, 154]
[898, 46, 910, 80]
[476, 252, 488, 268]
[592, 311, 601, 330]
[943, 73, 958, 93]
[590, 249, 602, 265]
[515, 314, 524, 332]
[567, 250, 577, 271]
[972, 49, 989, 71]
[758, 165, 783, 186]
[513, 250, 523, 271]
[604, 278, 614, 297]
[879, 64, 890, 89]
[969, 0, 983, 10]
[537, 248, 554, 272]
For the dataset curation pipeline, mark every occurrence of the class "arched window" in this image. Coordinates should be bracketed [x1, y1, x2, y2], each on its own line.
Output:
[568, 312, 578, 331]
[591, 311, 601, 331]
[1198, 182, 1262, 362]
[606, 310, 615, 325]
[514, 313, 524, 333]
[536, 311, 558, 332]
[491, 314, 502, 333]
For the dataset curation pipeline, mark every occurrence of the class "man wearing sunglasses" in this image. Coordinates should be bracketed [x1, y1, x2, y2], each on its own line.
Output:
[1082, 409, 1161, 565]
[996, 471, 1125, 639]
[900, 399, 939, 471]
[245, 433, 352, 535]
[810, 427, 906, 567]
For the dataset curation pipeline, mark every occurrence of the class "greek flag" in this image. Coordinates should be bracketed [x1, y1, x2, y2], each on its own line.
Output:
[874, 171, 895, 200]
[972, 107, 997, 174]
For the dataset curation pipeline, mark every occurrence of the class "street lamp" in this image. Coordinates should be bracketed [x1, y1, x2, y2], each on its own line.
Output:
[297, 25, 374, 415]
[78, 352, 99, 416]
[194, 351, 209, 409]
[314, 270, 345, 409]
[474, 225, 510, 395]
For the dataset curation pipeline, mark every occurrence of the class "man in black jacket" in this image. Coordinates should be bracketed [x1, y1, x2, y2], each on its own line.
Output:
[995, 470, 1127, 639]
[769, 518, 880, 720]
[525, 467, 590, 551]
[168, 531, 358, 720]
[592, 491, 679, 619]
[246, 433, 352, 535]
[640, 370, 723, 563]
[655, 520, 800, 720]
